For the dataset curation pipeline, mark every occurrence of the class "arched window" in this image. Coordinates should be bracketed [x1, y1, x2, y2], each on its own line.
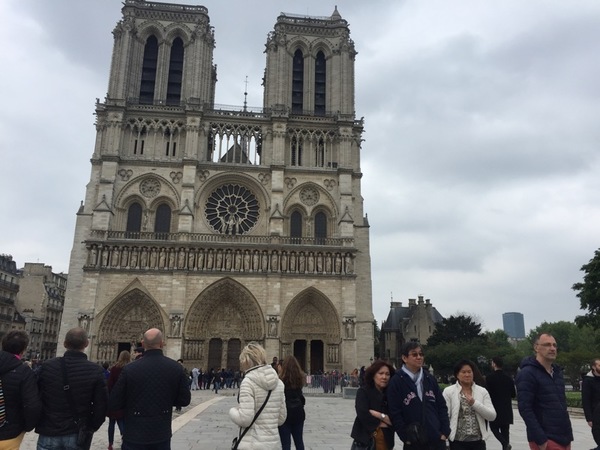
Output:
[139, 36, 159, 104]
[166, 37, 184, 106]
[290, 211, 303, 243]
[154, 204, 171, 239]
[292, 49, 304, 114]
[126, 202, 143, 237]
[315, 51, 326, 115]
[291, 135, 303, 166]
[314, 211, 327, 245]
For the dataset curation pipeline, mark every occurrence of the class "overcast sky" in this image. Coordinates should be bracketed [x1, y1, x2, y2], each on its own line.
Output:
[2, 0, 599, 334]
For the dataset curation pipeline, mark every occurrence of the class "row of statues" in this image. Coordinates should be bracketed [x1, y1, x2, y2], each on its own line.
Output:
[85, 244, 355, 275]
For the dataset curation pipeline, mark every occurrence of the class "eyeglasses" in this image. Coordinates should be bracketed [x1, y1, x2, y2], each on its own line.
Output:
[408, 352, 425, 358]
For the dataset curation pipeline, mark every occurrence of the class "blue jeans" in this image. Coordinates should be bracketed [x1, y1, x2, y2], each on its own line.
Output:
[122, 440, 171, 450]
[108, 418, 125, 444]
[37, 434, 80, 450]
[279, 422, 305, 450]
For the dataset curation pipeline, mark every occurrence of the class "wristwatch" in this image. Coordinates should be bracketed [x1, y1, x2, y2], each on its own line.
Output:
[381, 413, 386, 420]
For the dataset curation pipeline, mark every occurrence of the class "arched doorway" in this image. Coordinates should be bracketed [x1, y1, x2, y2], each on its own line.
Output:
[96, 287, 165, 362]
[184, 278, 264, 371]
[281, 287, 341, 374]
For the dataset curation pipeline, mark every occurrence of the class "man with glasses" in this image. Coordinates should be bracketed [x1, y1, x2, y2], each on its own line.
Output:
[515, 332, 573, 450]
[387, 342, 450, 449]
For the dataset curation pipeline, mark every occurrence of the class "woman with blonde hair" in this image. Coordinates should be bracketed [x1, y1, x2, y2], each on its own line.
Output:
[278, 355, 306, 450]
[106, 350, 130, 450]
[229, 342, 286, 449]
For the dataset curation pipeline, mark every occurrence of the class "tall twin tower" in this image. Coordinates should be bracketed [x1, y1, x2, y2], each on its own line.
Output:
[61, 0, 373, 373]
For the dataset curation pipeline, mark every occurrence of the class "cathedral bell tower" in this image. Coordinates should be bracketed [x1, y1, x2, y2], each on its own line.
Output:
[60, 0, 373, 374]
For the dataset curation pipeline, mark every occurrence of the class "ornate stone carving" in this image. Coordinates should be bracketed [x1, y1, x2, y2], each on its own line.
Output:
[205, 184, 260, 235]
[267, 316, 279, 337]
[344, 318, 355, 339]
[140, 177, 161, 198]
[170, 171, 183, 184]
[324, 179, 336, 191]
[299, 186, 319, 206]
[284, 177, 297, 189]
[118, 169, 133, 181]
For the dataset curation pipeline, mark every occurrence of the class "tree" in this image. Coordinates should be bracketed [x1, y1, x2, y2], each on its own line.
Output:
[426, 314, 485, 347]
[573, 248, 600, 328]
[373, 320, 381, 359]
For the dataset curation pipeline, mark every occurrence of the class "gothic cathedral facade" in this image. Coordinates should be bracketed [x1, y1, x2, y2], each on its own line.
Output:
[60, 0, 373, 374]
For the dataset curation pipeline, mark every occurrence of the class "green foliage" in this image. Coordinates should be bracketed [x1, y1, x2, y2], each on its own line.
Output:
[427, 315, 485, 347]
[373, 320, 381, 358]
[573, 248, 600, 328]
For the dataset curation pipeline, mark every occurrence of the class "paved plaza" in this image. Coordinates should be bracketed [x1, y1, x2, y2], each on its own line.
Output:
[20, 389, 596, 449]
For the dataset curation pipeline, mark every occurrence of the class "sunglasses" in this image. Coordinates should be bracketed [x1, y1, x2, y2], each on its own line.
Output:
[408, 352, 424, 358]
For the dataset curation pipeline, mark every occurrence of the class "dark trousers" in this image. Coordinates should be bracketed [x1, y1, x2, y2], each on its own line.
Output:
[122, 440, 171, 450]
[279, 421, 305, 450]
[489, 421, 510, 448]
[593, 406, 600, 446]
[449, 440, 486, 450]
[404, 441, 447, 450]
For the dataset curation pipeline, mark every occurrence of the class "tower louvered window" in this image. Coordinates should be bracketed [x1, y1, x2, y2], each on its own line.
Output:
[139, 36, 158, 104]
[315, 51, 326, 115]
[166, 37, 184, 106]
[292, 49, 304, 114]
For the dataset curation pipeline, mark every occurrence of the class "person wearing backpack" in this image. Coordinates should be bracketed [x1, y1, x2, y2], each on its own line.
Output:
[0, 330, 42, 448]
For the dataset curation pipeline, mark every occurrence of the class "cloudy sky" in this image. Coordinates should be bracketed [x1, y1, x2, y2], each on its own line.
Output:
[2, 0, 599, 333]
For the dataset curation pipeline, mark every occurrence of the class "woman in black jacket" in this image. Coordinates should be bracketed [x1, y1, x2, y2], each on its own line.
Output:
[351, 360, 395, 450]
[0, 330, 42, 447]
[278, 355, 306, 450]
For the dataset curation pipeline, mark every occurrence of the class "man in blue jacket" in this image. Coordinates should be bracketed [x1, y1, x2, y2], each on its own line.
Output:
[515, 332, 573, 450]
[387, 342, 450, 449]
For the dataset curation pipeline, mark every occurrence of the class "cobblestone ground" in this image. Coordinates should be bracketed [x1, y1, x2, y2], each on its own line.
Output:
[19, 388, 596, 449]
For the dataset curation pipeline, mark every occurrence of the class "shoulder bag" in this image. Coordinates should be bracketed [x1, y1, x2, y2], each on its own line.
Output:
[60, 357, 95, 450]
[231, 389, 272, 450]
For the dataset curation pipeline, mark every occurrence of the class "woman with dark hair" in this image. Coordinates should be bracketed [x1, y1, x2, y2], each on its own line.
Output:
[351, 360, 396, 450]
[278, 355, 306, 450]
[443, 359, 496, 450]
[106, 350, 130, 450]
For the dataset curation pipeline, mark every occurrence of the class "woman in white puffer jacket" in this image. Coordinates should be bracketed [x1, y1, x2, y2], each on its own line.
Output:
[229, 342, 287, 449]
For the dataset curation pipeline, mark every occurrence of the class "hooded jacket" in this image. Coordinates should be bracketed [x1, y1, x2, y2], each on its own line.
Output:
[229, 364, 286, 449]
[0, 351, 42, 440]
[515, 356, 573, 446]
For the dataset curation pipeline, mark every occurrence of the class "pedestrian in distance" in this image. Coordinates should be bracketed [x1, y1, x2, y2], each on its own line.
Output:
[106, 350, 130, 450]
[0, 330, 42, 449]
[278, 355, 306, 450]
[582, 358, 600, 450]
[486, 356, 516, 450]
[443, 359, 496, 449]
[351, 359, 395, 450]
[108, 328, 191, 450]
[515, 332, 573, 450]
[229, 342, 286, 449]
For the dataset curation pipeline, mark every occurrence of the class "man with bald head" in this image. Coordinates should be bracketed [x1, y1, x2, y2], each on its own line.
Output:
[109, 328, 191, 450]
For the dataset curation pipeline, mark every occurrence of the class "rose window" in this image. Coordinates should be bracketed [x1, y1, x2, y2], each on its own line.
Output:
[205, 184, 259, 235]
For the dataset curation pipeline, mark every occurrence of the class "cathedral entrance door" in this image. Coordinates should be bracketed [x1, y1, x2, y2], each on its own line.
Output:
[227, 339, 241, 371]
[310, 340, 324, 374]
[208, 338, 223, 369]
[117, 342, 130, 356]
[293, 340, 307, 372]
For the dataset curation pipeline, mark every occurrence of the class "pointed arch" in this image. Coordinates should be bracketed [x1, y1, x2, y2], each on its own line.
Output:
[139, 35, 159, 104]
[96, 287, 166, 361]
[185, 277, 264, 340]
[280, 287, 340, 344]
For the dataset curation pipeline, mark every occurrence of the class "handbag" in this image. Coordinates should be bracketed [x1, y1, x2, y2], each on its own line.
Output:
[350, 437, 374, 450]
[231, 390, 272, 450]
[404, 422, 428, 447]
[60, 357, 95, 450]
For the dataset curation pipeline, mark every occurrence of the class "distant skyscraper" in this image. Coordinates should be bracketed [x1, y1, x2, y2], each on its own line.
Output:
[503, 312, 526, 339]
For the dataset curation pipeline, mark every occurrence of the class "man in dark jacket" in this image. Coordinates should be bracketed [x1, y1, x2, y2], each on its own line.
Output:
[387, 342, 450, 449]
[515, 332, 573, 450]
[36, 327, 108, 450]
[582, 358, 600, 449]
[0, 330, 42, 447]
[109, 328, 191, 450]
[486, 356, 516, 450]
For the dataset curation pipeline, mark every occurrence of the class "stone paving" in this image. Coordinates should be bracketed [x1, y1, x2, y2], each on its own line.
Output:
[19, 388, 596, 449]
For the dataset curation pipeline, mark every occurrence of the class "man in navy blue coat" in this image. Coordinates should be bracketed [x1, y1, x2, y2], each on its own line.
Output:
[516, 332, 573, 450]
[109, 328, 191, 450]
